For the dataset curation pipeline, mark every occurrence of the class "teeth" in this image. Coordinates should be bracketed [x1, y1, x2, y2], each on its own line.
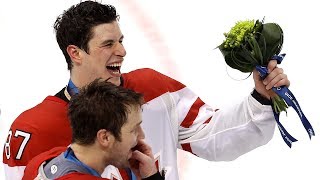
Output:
[108, 62, 122, 67]
[111, 70, 120, 74]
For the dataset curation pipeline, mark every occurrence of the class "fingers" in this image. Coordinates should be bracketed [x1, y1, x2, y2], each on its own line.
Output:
[263, 67, 290, 90]
[253, 60, 290, 98]
[131, 150, 147, 162]
[130, 150, 157, 178]
[267, 59, 278, 73]
[263, 67, 283, 89]
[274, 74, 290, 87]
[129, 139, 158, 178]
[134, 139, 154, 158]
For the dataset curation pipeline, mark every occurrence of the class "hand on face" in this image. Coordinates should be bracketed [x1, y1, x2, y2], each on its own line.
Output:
[129, 139, 158, 179]
[253, 60, 290, 99]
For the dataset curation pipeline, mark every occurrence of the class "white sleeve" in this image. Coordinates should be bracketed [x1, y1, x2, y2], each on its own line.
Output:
[3, 164, 25, 180]
[173, 87, 275, 161]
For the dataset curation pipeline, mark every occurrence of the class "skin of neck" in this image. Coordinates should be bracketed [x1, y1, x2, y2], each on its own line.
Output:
[70, 69, 90, 89]
[70, 143, 109, 175]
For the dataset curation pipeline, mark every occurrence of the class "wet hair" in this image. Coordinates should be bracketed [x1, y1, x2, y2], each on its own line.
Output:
[68, 79, 144, 145]
[54, 1, 119, 70]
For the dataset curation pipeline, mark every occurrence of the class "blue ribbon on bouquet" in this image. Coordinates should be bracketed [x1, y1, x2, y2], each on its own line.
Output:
[255, 54, 315, 148]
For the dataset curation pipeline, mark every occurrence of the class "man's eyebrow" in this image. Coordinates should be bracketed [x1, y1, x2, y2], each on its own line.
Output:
[100, 35, 124, 45]
[133, 121, 142, 129]
[101, 39, 114, 45]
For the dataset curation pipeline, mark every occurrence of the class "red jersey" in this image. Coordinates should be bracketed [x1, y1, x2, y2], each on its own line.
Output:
[3, 96, 70, 179]
[22, 146, 124, 180]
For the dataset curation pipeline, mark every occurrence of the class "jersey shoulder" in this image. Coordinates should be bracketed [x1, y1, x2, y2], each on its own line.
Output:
[3, 96, 71, 166]
[11, 96, 68, 131]
[23, 147, 67, 180]
[122, 68, 185, 102]
[57, 172, 109, 180]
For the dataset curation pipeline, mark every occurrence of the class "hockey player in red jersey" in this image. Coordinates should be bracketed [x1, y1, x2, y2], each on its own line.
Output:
[22, 79, 163, 180]
[3, 1, 290, 180]
[22, 80, 163, 180]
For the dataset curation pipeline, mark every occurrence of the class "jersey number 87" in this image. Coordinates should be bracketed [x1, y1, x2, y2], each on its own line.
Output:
[4, 129, 31, 160]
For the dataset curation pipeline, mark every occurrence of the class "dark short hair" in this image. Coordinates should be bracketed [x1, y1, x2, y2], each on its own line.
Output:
[54, 1, 119, 70]
[68, 79, 144, 145]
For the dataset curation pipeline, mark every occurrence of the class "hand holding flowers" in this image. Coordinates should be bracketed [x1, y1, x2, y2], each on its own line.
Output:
[253, 60, 289, 102]
[218, 19, 315, 147]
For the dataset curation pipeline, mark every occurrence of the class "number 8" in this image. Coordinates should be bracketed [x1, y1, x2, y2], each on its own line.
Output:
[4, 130, 12, 159]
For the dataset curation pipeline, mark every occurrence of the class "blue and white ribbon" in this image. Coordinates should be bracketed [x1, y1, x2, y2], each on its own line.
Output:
[255, 54, 315, 147]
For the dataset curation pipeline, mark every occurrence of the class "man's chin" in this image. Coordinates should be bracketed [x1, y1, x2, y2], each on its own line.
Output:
[111, 77, 121, 86]
[122, 161, 131, 169]
[104, 76, 121, 86]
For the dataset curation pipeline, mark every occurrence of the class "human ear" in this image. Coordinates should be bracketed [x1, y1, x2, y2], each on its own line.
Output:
[66, 45, 82, 65]
[97, 129, 113, 146]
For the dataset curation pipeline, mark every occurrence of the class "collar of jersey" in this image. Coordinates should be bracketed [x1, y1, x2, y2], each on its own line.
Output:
[64, 147, 101, 177]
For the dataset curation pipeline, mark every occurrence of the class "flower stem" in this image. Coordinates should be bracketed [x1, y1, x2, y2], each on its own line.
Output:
[271, 95, 288, 114]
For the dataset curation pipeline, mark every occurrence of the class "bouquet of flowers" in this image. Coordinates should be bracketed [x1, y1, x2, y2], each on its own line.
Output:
[218, 19, 287, 112]
[218, 19, 315, 147]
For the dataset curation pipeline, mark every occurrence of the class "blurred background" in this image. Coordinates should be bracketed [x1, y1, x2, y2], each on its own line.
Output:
[1, 0, 319, 179]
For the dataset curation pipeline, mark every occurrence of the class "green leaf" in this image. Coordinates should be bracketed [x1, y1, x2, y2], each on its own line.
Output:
[219, 46, 244, 71]
[260, 23, 284, 64]
[219, 44, 256, 72]
[238, 47, 259, 65]
[256, 32, 267, 61]
[248, 36, 263, 64]
[230, 50, 253, 72]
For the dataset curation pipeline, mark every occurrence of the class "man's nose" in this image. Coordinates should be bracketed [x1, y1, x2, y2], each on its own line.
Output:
[114, 42, 126, 57]
[137, 125, 145, 139]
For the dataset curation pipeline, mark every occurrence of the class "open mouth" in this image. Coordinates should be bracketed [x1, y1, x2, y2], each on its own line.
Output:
[106, 62, 122, 76]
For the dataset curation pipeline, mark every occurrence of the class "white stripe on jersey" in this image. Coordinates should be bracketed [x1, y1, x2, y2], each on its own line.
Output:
[170, 87, 199, 125]
[4, 164, 25, 180]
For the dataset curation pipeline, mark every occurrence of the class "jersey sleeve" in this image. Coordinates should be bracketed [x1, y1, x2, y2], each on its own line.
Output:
[173, 85, 276, 161]
[22, 146, 67, 180]
[123, 68, 276, 161]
